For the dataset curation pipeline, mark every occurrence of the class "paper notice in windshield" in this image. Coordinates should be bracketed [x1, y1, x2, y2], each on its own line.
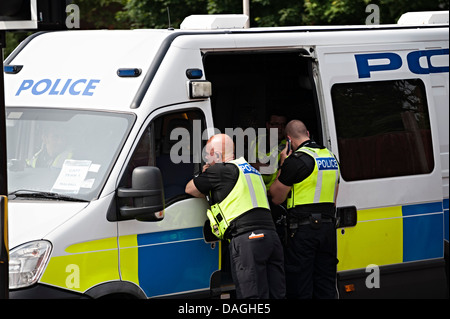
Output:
[52, 160, 92, 193]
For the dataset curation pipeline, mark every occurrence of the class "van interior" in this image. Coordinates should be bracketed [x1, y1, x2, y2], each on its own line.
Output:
[203, 50, 322, 147]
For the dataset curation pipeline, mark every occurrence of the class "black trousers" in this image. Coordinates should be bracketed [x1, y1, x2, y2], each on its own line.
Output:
[285, 222, 338, 299]
[229, 229, 286, 299]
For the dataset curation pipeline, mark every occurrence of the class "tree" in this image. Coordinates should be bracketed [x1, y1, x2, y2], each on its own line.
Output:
[116, 0, 208, 29]
[115, 0, 307, 28]
[115, 0, 448, 28]
[303, 0, 449, 25]
[4, 0, 449, 56]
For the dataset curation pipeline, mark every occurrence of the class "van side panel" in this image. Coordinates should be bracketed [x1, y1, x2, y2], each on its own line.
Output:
[316, 37, 448, 297]
[36, 194, 121, 296]
[119, 227, 219, 298]
[337, 202, 444, 271]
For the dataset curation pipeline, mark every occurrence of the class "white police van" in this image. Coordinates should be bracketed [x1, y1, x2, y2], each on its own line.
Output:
[4, 11, 449, 298]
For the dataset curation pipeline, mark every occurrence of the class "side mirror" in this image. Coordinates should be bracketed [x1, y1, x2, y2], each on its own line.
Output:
[117, 166, 165, 222]
[336, 206, 357, 228]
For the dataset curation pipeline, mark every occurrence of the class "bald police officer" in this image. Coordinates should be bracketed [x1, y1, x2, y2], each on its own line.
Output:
[186, 134, 285, 299]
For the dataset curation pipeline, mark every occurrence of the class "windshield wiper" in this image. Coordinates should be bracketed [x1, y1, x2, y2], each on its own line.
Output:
[8, 190, 88, 202]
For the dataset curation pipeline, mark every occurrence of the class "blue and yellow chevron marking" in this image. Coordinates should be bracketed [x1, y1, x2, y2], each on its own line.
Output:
[40, 227, 219, 297]
[119, 227, 219, 297]
[337, 200, 446, 271]
[40, 237, 120, 292]
[39, 200, 447, 295]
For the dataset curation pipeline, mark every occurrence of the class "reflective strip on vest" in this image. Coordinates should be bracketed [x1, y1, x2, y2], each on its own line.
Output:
[287, 146, 340, 209]
[207, 157, 270, 239]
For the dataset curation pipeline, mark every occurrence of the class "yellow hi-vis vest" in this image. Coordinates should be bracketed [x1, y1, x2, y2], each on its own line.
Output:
[287, 146, 340, 209]
[207, 157, 270, 240]
[28, 149, 74, 168]
[251, 135, 286, 190]
[261, 139, 286, 190]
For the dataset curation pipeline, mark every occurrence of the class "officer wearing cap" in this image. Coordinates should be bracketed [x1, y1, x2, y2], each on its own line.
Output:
[186, 133, 285, 299]
[269, 120, 340, 299]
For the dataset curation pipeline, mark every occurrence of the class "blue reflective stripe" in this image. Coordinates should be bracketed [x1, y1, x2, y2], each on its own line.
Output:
[136, 227, 219, 297]
[402, 202, 443, 216]
[444, 199, 449, 242]
[137, 226, 203, 246]
[402, 202, 444, 262]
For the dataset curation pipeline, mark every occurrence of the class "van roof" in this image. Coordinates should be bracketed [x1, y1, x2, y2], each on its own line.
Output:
[4, 17, 448, 112]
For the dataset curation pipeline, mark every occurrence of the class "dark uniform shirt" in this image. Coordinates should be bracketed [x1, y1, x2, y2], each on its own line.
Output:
[278, 140, 337, 216]
[193, 162, 275, 238]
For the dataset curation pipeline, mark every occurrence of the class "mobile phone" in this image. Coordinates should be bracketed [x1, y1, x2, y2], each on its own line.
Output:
[286, 138, 291, 154]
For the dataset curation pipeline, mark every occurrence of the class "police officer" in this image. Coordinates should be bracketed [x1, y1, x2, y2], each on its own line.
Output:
[28, 125, 73, 168]
[186, 134, 285, 299]
[253, 113, 287, 190]
[269, 120, 340, 299]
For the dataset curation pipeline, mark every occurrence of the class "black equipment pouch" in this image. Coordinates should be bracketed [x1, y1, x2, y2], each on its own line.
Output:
[309, 213, 322, 230]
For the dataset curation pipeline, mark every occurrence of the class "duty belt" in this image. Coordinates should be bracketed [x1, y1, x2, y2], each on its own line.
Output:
[288, 213, 334, 230]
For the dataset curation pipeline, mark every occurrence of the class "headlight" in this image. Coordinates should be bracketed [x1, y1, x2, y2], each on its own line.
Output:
[9, 241, 52, 289]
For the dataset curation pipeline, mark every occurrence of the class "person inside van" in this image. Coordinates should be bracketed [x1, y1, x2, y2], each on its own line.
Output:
[28, 125, 73, 168]
[251, 112, 287, 190]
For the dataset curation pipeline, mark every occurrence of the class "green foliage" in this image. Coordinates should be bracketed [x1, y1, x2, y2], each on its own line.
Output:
[76, 0, 129, 29]
[116, 0, 209, 29]
[303, 0, 449, 25]
[113, 0, 448, 28]
[304, 0, 370, 25]
[114, 0, 306, 28]
[4, 32, 30, 58]
[4, 0, 448, 56]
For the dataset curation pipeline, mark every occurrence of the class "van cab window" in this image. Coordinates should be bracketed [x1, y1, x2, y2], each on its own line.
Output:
[122, 109, 205, 204]
[6, 108, 135, 201]
[331, 79, 434, 181]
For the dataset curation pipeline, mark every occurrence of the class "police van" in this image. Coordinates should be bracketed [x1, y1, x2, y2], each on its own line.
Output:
[4, 11, 449, 298]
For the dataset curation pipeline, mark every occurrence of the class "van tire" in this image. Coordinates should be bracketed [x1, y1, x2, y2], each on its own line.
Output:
[85, 281, 147, 299]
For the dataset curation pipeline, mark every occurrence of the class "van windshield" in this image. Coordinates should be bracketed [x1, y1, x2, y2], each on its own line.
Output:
[6, 108, 135, 201]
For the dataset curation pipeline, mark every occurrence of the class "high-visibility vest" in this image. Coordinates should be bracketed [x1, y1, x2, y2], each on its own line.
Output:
[286, 146, 340, 209]
[261, 139, 286, 190]
[251, 135, 286, 190]
[207, 157, 270, 240]
[28, 149, 73, 168]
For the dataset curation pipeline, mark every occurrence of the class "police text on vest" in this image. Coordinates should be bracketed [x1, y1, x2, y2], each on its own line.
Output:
[316, 157, 339, 170]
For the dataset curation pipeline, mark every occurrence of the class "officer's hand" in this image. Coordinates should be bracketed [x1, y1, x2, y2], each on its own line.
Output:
[202, 163, 211, 172]
[280, 143, 292, 166]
